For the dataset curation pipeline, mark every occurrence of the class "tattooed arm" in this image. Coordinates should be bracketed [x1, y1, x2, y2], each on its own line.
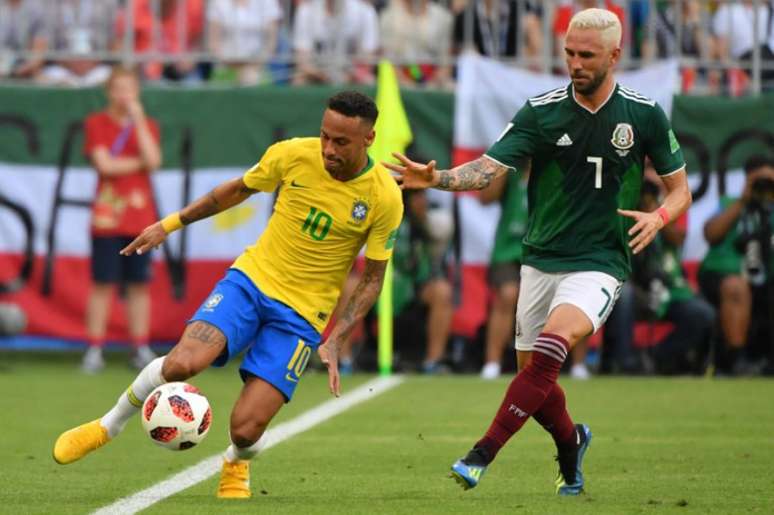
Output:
[319, 258, 388, 396]
[436, 157, 511, 191]
[121, 177, 257, 255]
[383, 153, 512, 192]
[178, 177, 256, 225]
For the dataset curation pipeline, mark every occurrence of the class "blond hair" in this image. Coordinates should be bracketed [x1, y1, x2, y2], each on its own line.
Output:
[568, 8, 622, 49]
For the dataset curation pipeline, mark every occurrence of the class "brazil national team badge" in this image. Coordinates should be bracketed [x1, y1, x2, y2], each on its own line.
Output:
[351, 199, 369, 224]
[611, 123, 634, 156]
[203, 293, 223, 312]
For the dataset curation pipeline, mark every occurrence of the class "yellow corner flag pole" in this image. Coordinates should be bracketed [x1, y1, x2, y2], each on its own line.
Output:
[369, 60, 412, 376]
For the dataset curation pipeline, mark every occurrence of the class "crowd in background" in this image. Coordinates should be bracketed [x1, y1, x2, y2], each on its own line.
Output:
[1, 0, 773, 379]
[2, 0, 774, 93]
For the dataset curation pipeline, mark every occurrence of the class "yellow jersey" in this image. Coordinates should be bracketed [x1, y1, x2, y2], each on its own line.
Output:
[232, 137, 404, 333]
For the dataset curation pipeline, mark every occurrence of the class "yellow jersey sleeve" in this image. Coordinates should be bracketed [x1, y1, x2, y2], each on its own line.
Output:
[364, 180, 403, 261]
[242, 141, 287, 192]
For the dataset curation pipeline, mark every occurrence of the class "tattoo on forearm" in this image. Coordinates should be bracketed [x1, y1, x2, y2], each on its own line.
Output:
[332, 262, 386, 347]
[437, 157, 507, 191]
[186, 322, 225, 347]
[180, 189, 224, 225]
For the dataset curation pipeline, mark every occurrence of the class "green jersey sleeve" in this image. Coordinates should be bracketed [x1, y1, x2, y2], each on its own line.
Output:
[485, 103, 540, 171]
[646, 103, 685, 176]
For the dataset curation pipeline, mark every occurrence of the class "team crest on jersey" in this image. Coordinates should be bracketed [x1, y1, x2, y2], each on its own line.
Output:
[350, 198, 369, 223]
[202, 293, 223, 312]
[611, 123, 634, 156]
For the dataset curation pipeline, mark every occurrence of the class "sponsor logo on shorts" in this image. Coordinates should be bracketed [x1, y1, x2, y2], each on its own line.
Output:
[202, 293, 223, 312]
[285, 373, 299, 383]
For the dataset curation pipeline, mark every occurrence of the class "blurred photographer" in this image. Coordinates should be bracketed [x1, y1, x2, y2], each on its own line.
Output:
[631, 177, 715, 375]
[700, 155, 774, 374]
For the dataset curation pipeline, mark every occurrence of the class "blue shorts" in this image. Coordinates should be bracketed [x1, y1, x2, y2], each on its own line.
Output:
[190, 269, 321, 402]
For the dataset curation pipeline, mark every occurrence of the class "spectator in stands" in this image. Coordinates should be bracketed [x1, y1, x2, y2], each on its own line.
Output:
[700, 155, 774, 374]
[630, 177, 715, 375]
[0, 0, 48, 80]
[710, 0, 771, 94]
[478, 171, 527, 380]
[453, 0, 542, 66]
[553, 1, 624, 64]
[292, 0, 379, 85]
[38, 0, 116, 87]
[648, 0, 708, 59]
[81, 66, 162, 373]
[642, 0, 710, 92]
[207, 0, 282, 85]
[114, 0, 205, 83]
[599, 281, 641, 374]
[379, 0, 454, 89]
[335, 190, 455, 374]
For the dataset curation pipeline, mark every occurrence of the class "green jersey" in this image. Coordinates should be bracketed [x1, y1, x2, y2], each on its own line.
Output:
[491, 174, 529, 264]
[699, 196, 743, 276]
[486, 84, 685, 280]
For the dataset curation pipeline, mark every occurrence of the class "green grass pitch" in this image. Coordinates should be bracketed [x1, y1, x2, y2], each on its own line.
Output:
[0, 351, 772, 514]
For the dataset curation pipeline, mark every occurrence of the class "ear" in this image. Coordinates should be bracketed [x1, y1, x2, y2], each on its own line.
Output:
[365, 128, 375, 147]
[610, 47, 621, 66]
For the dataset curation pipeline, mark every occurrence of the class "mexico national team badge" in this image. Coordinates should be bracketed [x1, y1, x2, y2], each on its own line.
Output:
[611, 123, 634, 156]
[350, 198, 369, 224]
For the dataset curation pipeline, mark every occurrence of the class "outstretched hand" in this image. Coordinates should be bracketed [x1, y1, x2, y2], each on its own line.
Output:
[618, 209, 665, 254]
[382, 152, 438, 190]
[120, 222, 167, 256]
[317, 343, 340, 397]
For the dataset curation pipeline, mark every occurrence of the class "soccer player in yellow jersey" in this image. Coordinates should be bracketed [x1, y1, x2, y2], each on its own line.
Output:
[52, 91, 404, 499]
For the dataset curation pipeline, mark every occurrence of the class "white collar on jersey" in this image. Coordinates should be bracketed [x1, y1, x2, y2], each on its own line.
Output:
[571, 82, 617, 114]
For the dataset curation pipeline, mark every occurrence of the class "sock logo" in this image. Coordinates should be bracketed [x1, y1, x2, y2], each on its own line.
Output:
[508, 404, 528, 418]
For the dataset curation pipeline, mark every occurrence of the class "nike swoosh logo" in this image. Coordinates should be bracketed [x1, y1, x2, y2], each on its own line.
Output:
[285, 373, 299, 383]
[290, 180, 308, 189]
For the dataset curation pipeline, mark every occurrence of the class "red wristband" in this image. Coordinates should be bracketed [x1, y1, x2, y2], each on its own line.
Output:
[656, 207, 670, 226]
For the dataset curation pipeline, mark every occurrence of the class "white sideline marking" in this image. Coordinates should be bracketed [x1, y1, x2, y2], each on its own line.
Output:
[93, 375, 404, 515]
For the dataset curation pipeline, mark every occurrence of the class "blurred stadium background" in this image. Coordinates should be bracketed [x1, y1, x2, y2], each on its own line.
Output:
[1, 1, 773, 513]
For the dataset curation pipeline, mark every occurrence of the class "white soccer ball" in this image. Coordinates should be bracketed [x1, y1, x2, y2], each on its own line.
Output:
[141, 382, 212, 450]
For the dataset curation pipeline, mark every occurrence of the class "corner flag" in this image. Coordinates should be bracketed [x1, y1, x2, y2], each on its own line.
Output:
[369, 61, 412, 376]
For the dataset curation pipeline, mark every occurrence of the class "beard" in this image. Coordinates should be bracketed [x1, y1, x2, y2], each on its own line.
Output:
[572, 67, 608, 95]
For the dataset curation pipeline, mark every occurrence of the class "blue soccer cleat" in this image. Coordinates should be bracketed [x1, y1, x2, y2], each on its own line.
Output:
[450, 448, 489, 490]
[555, 424, 592, 495]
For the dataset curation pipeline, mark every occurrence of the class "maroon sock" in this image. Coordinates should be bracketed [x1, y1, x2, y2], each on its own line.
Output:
[88, 336, 105, 348]
[475, 333, 569, 462]
[532, 383, 576, 450]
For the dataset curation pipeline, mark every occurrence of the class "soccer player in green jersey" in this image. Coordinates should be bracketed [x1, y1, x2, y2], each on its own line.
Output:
[386, 8, 692, 495]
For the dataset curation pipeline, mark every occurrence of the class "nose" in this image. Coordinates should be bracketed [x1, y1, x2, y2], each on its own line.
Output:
[322, 140, 335, 157]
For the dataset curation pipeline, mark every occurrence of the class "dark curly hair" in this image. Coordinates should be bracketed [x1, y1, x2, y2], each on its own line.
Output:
[327, 91, 378, 126]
